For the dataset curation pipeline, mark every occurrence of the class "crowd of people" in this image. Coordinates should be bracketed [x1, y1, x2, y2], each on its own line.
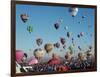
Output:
[16, 48, 95, 73]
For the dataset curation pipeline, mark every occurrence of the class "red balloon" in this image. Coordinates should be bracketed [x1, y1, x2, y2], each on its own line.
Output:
[16, 50, 24, 63]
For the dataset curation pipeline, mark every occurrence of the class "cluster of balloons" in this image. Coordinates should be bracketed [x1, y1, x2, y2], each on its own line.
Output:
[20, 14, 33, 34]
[18, 6, 93, 64]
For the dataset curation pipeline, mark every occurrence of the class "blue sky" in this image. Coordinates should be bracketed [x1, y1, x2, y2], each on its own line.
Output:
[16, 4, 95, 59]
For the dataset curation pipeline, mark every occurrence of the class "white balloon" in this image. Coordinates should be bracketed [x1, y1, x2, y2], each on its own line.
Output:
[70, 7, 78, 17]
[34, 48, 45, 60]
[65, 26, 68, 30]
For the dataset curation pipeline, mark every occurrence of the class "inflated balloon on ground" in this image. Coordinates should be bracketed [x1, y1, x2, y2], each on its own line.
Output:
[28, 57, 38, 65]
[16, 50, 24, 63]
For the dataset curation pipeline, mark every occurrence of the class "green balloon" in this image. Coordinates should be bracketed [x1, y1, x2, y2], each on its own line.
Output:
[68, 45, 74, 54]
[27, 26, 33, 33]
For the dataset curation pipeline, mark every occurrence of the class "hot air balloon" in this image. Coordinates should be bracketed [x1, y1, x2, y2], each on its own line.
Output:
[78, 21, 81, 24]
[36, 38, 43, 46]
[28, 57, 38, 65]
[78, 46, 82, 51]
[78, 52, 86, 61]
[82, 16, 86, 19]
[68, 45, 74, 54]
[65, 52, 72, 62]
[44, 43, 53, 53]
[64, 26, 68, 30]
[54, 22, 60, 30]
[60, 37, 66, 45]
[20, 14, 29, 23]
[89, 46, 92, 50]
[54, 42, 60, 48]
[67, 32, 71, 38]
[80, 32, 84, 37]
[63, 44, 66, 49]
[77, 34, 80, 38]
[16, 50, 24, 63]
[34, 48, 45, 60]
[48, 53, 61, 65]
[69, 7, 78, 17]
[72, 38, 74, 41]
[86, 50, 93, 57]
[27, 26, 33, 34]
[58, 18, 63, 23]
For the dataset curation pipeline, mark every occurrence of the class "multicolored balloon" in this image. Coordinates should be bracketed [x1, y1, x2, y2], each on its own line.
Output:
[20, 14, 29, 23]
[28, 57, 38, 65]
[44, 43, 53, 53]
[34, 48, 45, 60]
[54, 42, 60, 48]
[80, 32, 84, 37]
[36, 38, 43, 46]
[69, 7, 78, 17]
[60, 37, 66, 45]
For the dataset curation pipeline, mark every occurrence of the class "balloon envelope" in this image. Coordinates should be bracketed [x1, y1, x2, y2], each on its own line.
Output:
[78, 46, 81, 51]
[27, 26, 33, 33]
[28, 57, 38, 65]
[34, 48, 45, 60]
[16, 50, 24, 63]
[80, 32, 84, 37]
[44, 43, 53, 53]
[48, 53, 61, 65]
[60, 38, 66, 45]
[68, 45, 74, 54]
[67, 32, 71, 38]
[36, 38, 43, 46]
[64, 26, 68, 30]
[54, 42, 60, 48]
[54, 23, 60, 30]
[20, 14, 29, 23]
[77, 34, 80, 38]
[69, 7, 78, 17]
